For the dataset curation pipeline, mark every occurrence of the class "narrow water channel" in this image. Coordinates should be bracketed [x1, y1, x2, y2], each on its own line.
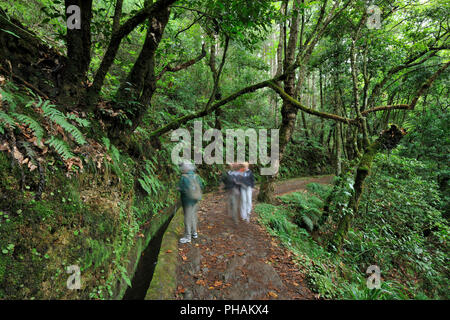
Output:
[122, 206, 177, 300]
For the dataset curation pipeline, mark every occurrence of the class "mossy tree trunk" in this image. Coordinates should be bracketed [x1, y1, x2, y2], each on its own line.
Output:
[328, 125, 406, 251]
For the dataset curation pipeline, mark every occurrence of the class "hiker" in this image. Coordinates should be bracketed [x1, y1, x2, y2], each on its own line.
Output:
[178, 161, 203, 244]
[221, 163, 241, 225]
[236, 162, 255, 223]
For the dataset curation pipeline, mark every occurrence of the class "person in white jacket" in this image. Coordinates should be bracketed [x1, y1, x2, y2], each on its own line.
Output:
[234, 162, 255, 223]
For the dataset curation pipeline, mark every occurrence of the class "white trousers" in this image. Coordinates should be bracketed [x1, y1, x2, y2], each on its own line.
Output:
[239, 186, 253, 221]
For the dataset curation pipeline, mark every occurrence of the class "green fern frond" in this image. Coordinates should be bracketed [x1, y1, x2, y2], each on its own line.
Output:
[66, 113, 90, 127]
[110, 144, 121, 165]
[42, 104, 86, 145]
[301, 215, 314, 232]
[11, 113, 44, 143]
[55, 117, 86, 145]
[102, 137, 111, 150]
[0, 111, 16, 134]
[138, 176, 153, 195]
[138, 160, 164, 195]
[0, 89, 17, 110]
[45, 136, 75, 160]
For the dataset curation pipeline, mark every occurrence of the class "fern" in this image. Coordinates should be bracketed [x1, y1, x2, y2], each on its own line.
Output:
[102, 137, 111, 151]
[0, 111, 16, 134]
[66, 113, 90, 127]
[301, 215, 314, 232]
[45, 136, 75, 160]
[11, 112, 44, 143]
[42, 104, 87, 145]
[0, 88, 18, 111]
[138, 160, 164, 195]
[281, 192, 324, 232]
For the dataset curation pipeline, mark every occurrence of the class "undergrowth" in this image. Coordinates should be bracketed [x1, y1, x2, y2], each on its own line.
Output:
[256, 152, 449, 299]
[0, 83, 180, 299]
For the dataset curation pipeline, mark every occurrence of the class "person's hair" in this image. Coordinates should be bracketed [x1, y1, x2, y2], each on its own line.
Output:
[179, 161, 195, 173]
[229, 163, 242, 170]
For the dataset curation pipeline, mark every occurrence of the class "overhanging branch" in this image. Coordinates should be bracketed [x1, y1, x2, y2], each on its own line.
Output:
[156, 43, 206, 81]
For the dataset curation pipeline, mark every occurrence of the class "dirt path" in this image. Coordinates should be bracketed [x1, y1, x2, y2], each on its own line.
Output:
[173, 175, 333, 300]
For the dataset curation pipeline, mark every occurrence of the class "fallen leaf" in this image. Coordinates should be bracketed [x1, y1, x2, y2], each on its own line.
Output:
[13, 146, 24, 163]
[177, 285, 185, 294]
[166, 249, 173, 253]
[196, 279, 206, 286]
[268, 291, 278, 298]
[28, 162, 37, 171]
[213, 280, 222, 287]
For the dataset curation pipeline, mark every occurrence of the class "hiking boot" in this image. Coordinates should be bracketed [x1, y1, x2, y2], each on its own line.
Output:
[179, 236, 191, 244]
[192, 233, 198, 239]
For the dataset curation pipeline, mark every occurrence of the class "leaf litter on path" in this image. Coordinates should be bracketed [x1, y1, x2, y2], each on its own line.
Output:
[174, 176, 333, 300]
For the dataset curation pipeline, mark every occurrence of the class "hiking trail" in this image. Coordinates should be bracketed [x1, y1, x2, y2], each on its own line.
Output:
[151, 175, 333, 300]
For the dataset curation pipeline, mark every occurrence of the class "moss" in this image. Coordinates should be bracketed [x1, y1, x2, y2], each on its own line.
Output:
[145, 207, 184, 300]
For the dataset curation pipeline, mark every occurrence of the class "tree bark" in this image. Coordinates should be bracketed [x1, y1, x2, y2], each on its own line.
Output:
[85, 0, 176, 107]
[62, 0, 93, 101]
[258, 0, 300, 203]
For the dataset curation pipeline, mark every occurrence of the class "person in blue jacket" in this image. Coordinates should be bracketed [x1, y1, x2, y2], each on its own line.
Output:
[221, 163, 241, 225]
[178, 161, 204, 244]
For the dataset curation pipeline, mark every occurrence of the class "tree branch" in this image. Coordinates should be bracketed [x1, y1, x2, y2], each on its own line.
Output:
[409, 60, 450, 110]
[361, 104, 410, 116]
[268, 81, 353, 124]
[87, 0, 176, 105]
[367, 44, 448, 108]
[204, 36, 230, 111]
[174, 13, 204, 38]
[111, 0, 124, 34]
[156, 43, 206, 81]
[149, 77, 274, 137]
